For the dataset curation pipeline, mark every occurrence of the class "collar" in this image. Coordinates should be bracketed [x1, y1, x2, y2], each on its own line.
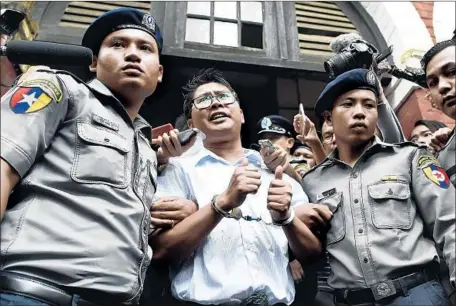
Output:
[87, 79, 151, 132]
[192, 147, 264, 168]
[321, 136, 394, 168]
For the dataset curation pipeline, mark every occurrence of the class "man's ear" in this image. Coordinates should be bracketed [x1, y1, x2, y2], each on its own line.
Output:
[187, 118, 194, 129]
[240, 108, 245, 124]
[157, 65, 164, 83]
[89, 56, 98, 73]
[287, 137, 295, 150]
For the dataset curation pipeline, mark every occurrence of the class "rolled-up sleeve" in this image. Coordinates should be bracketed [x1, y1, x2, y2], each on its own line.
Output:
[1, 70, 68, 177]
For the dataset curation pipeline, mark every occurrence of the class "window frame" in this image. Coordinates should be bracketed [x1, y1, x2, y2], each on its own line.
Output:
[184, 1, 266, 53]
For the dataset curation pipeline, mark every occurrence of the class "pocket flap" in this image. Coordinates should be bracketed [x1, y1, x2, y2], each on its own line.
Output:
[368, 182, 410, 200]
[318, 191, 342, 214]
[77, 122, 130, 153]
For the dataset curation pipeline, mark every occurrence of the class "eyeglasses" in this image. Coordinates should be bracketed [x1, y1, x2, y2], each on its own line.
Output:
[192, 91, 237, 110]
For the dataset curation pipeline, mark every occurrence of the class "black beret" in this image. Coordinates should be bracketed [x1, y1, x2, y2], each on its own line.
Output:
[256, 115, 297, 138]
[82, 8, 163, 56]
[315, 68, 380, 117]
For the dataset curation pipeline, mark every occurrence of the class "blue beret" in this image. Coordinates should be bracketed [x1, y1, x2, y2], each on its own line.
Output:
[315, 68, 379, 117]
[82, 8, 163, 55]
[256, 115, 297, 138]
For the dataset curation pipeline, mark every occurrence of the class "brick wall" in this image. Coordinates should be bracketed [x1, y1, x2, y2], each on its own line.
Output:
[412, 2, 436, 43]
[397, 88, 455, 138]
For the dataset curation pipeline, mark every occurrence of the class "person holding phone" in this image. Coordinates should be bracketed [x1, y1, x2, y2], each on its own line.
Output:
[149, 68, 329, 305]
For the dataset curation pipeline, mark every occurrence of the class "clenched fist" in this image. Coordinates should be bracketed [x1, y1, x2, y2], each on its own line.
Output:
[216, 159, 261, 211]
[260, 145, 289, 173]
[267, 165, 293, 221]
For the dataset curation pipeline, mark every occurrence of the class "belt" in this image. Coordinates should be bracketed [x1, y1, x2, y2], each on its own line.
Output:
[0, 271, 99, 306]
[334, 266, 438, 305]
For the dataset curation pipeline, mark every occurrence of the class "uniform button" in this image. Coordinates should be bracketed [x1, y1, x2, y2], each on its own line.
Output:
[352, 173, 358, 179]
[363, 258, 369, 263]
[388, 188, 393, 195]
[104, 138, 110, 143]
[358, 229, 363, 234]
[354, 199, 359, 204]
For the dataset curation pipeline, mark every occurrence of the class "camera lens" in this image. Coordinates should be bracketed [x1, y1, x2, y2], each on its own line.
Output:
[324, 50, 357, 79]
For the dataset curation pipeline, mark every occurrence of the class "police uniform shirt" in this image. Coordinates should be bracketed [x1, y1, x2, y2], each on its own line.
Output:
[0, 70, 157, 303]
[301, 138, 455, 291]
[437, 130, 455, 187]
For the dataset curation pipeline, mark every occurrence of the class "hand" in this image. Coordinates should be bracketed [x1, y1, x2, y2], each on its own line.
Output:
[267, 166, 292, 221]
[17, 66, 51, 84]
[217, 159, 261, 211]
[0, 34, 9, 46]
[260, 145, 289, 173]
[295, 204, 333, 229]
[289, 259, 305, 283]
[293, 114, 320, 145]
[150, 196, 198, 229]
[153, 129, 197, 165]
[430, 127, 452, 153]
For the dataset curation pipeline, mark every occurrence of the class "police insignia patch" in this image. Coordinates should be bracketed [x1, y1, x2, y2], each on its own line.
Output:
[366, 70, 376, 86]
[142, 13, 156, 32]
[10, 86, 53, 114]
[261, 117, 272, 129]
[422, 164, 450, 189]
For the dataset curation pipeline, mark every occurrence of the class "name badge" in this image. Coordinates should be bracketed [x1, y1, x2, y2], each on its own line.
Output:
[92, 114, 119, 131]
[317, 188, 336, 200]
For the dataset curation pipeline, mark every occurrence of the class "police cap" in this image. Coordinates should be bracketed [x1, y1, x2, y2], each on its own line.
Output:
[315, 68, 380, 117]
[82, 8, 163, 56]
[256, 115, 297, 138]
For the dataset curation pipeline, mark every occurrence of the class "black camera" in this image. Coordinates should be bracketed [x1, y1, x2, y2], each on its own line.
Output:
[0, 9, 26, 36]
[324, 39, 394, 80]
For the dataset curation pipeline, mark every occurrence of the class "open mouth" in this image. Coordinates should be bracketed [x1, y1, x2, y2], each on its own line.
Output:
[209, 112, 229, 121]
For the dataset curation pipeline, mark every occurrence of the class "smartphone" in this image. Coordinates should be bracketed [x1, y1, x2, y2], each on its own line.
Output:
[299, 103, 306, 135]
[258, 139, 276, 154]
[151, 123, 174, 140]
[178, 128, 198, 146]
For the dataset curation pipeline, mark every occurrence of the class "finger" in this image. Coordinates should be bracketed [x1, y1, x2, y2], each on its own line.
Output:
[313, 205, 333, 221]
[242, 177, 262, 187]
[240, 184, 260, 194]
[151, 201, 182, 211]
[158, 135, 171, 157]
[151, 138, 160, 145]
[267, 202, 289, 212]
[267, 195, 290, 203]
[260, 147, 269, 157]
[150, 217, 174, 228]
[155, 196, 180, 203]
[239, 158, 249, 167]
[151, 210, 183, 220]
[169, 129, 182, 153]
[275, 165, 283, 180]
[162, 132, 178, 156]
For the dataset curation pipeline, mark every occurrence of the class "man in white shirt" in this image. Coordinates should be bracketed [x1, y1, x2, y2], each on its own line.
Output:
[150, 68, 325, 305]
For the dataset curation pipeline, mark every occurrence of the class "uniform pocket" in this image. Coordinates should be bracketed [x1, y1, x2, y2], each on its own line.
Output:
[72, 122, 130, 188]
[368, 180, 412, 229]
[318, 192, 345, 245]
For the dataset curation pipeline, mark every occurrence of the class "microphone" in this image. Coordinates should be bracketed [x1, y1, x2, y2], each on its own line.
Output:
[0, 40, 93, 66]
[329, 33, 363, 54]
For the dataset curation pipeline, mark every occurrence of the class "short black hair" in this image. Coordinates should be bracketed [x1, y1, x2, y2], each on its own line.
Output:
[414, 119, 448, 133]
[421, 39, 456, 73]
[182, 68, 234, 119]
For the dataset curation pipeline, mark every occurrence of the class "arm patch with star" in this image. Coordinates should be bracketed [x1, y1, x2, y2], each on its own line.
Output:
[418, 154, 451, 189]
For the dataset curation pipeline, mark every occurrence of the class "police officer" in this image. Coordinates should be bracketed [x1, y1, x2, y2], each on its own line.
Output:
[302, 68, 455, 306]
[422, 38, 455, 186]
[0, 8, 190, 306]
[290, 141, 315, 177]
[256, 115, 297, 154]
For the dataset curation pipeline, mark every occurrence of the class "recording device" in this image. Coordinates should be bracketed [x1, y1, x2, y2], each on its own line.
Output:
[151, 123, 174, 139]
[299, 103, 306, 135]
[0, 40, 93, 66]
[258, 139, 276, 154]
[324, 33, 393, 79]
[0, 9, 25, 36]
[178, 128, 198, 146]
[325, 33, 427, 88]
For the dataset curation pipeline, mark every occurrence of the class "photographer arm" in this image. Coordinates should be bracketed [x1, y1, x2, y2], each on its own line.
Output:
[0, 159, 19, 221]
[377, 90, 406, 143]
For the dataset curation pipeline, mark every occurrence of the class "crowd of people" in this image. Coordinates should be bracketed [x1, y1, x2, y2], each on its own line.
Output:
[0, 7, 455, 306]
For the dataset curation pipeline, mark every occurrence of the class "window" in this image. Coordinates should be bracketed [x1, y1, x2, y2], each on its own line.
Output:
[185, 1, 264, 49]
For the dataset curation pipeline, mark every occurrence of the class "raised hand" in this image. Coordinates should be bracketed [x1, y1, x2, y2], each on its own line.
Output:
[267, 165, 292, 221]
[216, 159, 261, 211]
[153, 129, 197, 165]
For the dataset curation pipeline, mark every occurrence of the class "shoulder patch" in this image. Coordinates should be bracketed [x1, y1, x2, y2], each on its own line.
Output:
[20, 78, 63, 103]
[422, 164, 450, 189]
[10, 86, 54, 114]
